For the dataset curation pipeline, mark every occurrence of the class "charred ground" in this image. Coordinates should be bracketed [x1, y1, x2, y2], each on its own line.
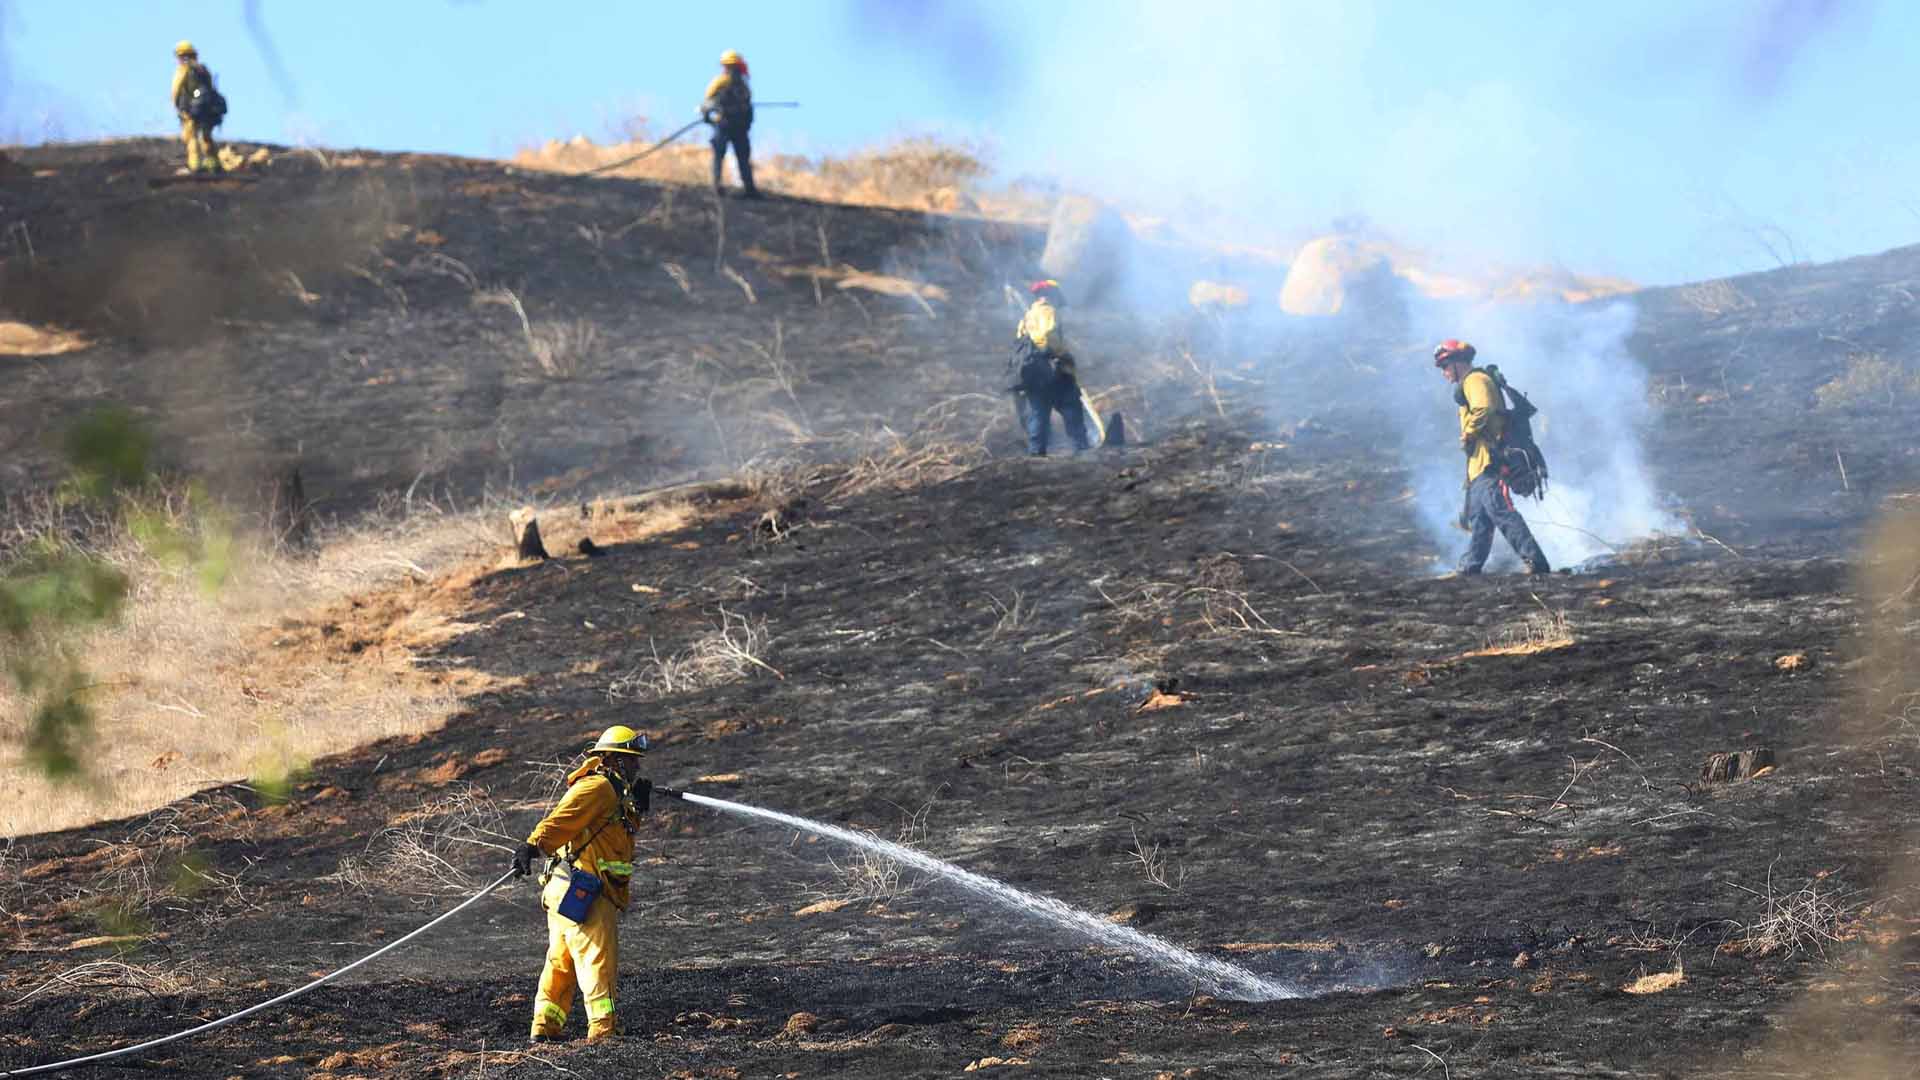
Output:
[4, 139, 1920, 1078]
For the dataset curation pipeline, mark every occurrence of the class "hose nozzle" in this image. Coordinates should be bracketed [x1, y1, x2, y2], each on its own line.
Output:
[655, 786, 688, 801]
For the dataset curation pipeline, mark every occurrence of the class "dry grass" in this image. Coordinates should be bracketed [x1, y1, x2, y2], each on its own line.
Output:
[472, 287, 597, 379]
[807, 800, 933, 905]
[608, 606, 780, 701]
[324, 783, 514, 898]
[1121, 825, 1186, 892]
[984, 590, 1031, 642]
[0, 320, 89, 357]
[0, 495, 509, 836]
[1726, 867, 1865, 959]
[823, 432, 990, 501]
[12, 959, 206, 1006]
[0, 836, 27, 917]
[1462, 603, 1573, 659]
[21, 795, 265, 940]
[1814, 354, 1920, 410]
[528, 318, 598, 379]
[1621, 963, 1687, 995]
[516, 132, 1040, 220]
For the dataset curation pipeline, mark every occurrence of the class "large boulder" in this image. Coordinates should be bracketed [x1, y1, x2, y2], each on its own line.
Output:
[1278, 235, 1401, 317]
[1040, 196, 1133, 304]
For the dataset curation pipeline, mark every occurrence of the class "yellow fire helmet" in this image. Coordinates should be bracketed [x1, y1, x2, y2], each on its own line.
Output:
[720, 49, 744, 67]
[174, 40, 198, 58]
[593, 725, 650, 757]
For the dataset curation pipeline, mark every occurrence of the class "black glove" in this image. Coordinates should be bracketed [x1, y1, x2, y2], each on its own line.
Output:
[633, 777, 652, 814]
[512, 841, 541, 878]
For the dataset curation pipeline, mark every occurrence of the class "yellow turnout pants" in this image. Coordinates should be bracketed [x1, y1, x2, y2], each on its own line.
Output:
[179, 117, 217, 172]
[532, 875, 620, 1039]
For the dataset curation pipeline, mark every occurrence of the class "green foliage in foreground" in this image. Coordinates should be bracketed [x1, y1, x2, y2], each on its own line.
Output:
[3, 408, 233, 783]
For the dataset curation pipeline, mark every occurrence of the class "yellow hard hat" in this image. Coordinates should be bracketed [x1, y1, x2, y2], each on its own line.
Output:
[720, 49, 743, 67]
[174, 40, 197, 58]
[592, 725, 649, 757]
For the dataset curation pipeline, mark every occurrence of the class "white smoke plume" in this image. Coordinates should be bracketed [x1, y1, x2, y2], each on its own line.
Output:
[1389, 296, 1681, 572]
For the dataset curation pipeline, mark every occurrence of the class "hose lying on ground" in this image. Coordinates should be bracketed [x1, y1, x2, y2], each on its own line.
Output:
[581, 118, 708, 177]
[1, 869, 518, 1077]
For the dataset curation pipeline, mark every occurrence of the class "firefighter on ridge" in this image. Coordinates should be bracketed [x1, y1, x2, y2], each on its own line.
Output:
[170, 40, 225, 175]
[1012, 279, 1096, 456]
[512, 726, 657, 1043]
[702, 50, 760, 198]
[1435, 339, 1551, 575]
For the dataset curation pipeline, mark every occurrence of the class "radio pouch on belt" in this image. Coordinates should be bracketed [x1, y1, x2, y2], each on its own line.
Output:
[554, 866, 603, 923]
[549, 808, 619, 925]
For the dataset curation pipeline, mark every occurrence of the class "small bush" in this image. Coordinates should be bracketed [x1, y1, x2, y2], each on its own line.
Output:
[608, 607, 779, 701]
[1726, 869, 1864, 959]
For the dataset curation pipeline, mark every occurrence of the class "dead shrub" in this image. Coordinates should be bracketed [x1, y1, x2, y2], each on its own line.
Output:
[806, 800, 933, 904]
[824, 434, 989, 500]
[608, 607, 780, 701]
[326, 784, 513, 898]
[1121, 825, 1186, 892]
[1726, 867, 1865, 959]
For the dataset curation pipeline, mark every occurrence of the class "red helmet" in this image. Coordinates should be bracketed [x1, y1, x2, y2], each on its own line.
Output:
[1029, 278, 1062, 299]
[1433, 339, 1476, 367]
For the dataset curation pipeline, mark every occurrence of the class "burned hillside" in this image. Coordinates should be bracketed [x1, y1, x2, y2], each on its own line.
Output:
[3, 139, 1920, 1078]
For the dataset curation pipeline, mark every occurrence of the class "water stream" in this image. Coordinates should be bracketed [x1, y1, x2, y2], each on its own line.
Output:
[678, 791, 1299, 1001]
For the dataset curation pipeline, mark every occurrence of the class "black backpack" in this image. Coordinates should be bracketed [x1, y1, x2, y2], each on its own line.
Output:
[1483, 365, 1549, 499]
[187, 67, 227, 127]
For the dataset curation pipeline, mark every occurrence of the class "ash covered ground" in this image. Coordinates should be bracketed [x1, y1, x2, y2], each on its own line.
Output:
[4, 139, 1920, 1078]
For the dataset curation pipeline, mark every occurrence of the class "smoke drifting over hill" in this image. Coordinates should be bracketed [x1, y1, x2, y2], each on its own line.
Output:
[1383, 298, 1680, 571]
[838, 1, 1903, 283]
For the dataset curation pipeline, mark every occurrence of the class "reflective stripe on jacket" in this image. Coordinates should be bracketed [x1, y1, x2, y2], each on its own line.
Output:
[527, 756, 637, 909]
[1457, 368, 1507, 483]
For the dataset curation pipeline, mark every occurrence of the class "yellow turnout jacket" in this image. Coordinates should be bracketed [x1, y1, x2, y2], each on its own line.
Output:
[527, 756, 639, 909]
[171, 61, 212, 116]
[1457, 368, 1507, 483]
[1017, 298, 1073, 361]
[702, 71, 752, 129]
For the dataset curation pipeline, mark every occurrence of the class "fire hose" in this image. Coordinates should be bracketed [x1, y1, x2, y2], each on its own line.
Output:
[0, 869, 519, 1077]
[581, 103, 799, 177]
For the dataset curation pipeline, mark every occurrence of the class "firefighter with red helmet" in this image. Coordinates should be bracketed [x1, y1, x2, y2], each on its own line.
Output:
[1434, 339, 1550, 575]
[702, 50, 760, 198]
[1012, 279, 1096, 455]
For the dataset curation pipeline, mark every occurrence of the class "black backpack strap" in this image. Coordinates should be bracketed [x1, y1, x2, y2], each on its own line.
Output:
[558, 775, 628, 869]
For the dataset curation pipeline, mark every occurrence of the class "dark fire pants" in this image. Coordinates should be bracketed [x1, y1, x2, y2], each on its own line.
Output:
[1017, 355, 1093, 456]
[1459, 473, 1550, 574]
[710, 127, 756, 195]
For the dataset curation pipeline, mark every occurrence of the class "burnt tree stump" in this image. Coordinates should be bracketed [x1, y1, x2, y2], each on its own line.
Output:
[273, 465, 311, 550]
[512, 509, 550, 561]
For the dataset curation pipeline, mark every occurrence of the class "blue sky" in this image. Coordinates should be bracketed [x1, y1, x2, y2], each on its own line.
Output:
[4, 1, 1914, 285]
